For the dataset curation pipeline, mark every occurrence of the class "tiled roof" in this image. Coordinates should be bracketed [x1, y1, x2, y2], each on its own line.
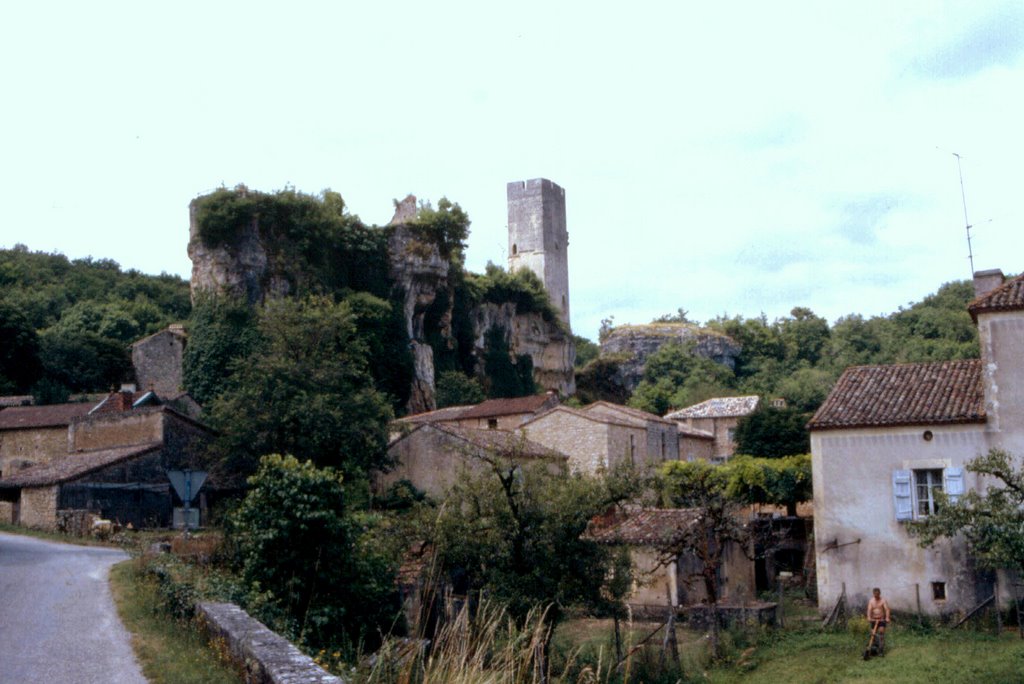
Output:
[968, 272, 1024, 319]
[0, 443, 162, 489]
[0, 395, 33, 408]
[457, 394, 558, 420]
[664, 396, 760, 420]
[808, 359, 985, 430]
[677, 425, 714, 439]
[582, 401, 675, 426]
[397, 405, 474, 424]
[89, 390, 162, 415]
[0, 403, 93, 430]
[588, 508, 698, 546]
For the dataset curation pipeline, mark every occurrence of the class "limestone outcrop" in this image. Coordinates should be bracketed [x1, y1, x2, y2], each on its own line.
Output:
[600, 324, 741, 392]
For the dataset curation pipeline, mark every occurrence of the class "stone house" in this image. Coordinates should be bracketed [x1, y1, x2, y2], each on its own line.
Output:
[447, 393, 559, 431]
[677, 424, 715, 462]
[378, 422, 567, 500]
[664, 395, 760, 461]
[808, 269, 1024, 617]
[587, 508, 756, 618]
[0, 389, 214, 529]
[131, 324, 187, 398]
[520, 403, 675, 474]
[0, 402, 93, 477]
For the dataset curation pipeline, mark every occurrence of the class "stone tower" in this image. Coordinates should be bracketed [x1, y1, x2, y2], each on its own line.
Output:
[507, 178, 570, 329]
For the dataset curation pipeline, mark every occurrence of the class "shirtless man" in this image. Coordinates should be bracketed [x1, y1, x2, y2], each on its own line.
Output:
[866, 587, 891, 654]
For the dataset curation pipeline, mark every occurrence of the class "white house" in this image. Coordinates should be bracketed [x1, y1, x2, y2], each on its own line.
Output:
[808, 269, 1024, 616]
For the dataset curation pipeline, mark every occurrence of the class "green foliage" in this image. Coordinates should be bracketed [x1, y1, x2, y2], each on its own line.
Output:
[435, 370, 486, 408]
[572, 334, 600, 368]
[0, 298, 42, 393]
[575, 353, 631, 405]
[723, 454, 812, 515]
[205, 296, 392, 483]
[410, 197, 471, 260]
[181, 294, 261, 406]
[483, 326, 537, 399]
[193, 186, 391, 299]
[341, 291, 413, 412]
[910, 449, 1024, 572]
[733, 405, 810, 458]
[227, 454, 399, 650]
[432, 451, 643, 628]
[628, 341, 736, 415]
[37, 329, 132, 395]
[467, 262, 564, 328]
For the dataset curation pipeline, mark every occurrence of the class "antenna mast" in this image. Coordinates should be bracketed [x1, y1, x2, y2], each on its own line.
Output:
[952, 152, 975, 276]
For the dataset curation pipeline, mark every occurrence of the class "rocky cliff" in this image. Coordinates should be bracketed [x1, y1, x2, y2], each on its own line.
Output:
[188, 189, 575, 414]
[600, 323, 740, 392]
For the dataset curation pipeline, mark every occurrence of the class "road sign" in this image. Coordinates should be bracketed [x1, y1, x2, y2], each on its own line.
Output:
[167, 470, 207, 505]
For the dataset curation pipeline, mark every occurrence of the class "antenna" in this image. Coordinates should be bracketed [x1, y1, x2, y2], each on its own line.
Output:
[952, 152, 975, 276]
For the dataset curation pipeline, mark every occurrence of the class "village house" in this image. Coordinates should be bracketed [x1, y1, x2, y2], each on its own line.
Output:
[519, 402, 677, 474]
[808, 269, 1024, 617]
[0, 402, 94, 477]
[664, 395, 760, 462]
[0, 387, 214, 530]
[587, 508, 756, 619]
[378, 421, 566, 499]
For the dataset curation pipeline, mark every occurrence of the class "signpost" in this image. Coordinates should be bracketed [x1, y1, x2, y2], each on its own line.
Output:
[167, 469, 207, 535]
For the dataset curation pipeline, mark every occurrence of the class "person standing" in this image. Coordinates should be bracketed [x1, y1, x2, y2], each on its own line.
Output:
[866, 587, 892, 654]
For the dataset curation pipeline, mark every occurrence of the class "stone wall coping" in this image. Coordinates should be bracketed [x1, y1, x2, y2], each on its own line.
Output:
[197, 601, 344, 684]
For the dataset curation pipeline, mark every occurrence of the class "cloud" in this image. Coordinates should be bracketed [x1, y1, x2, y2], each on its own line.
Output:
[832, 194, 902, 245]
[908, 4, 1024, 79]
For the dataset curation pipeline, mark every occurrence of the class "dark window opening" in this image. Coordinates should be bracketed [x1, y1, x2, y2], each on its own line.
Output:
[932, 581, 946, 601]
[487, 418, 498, 430]
[512, 244, 517, 255]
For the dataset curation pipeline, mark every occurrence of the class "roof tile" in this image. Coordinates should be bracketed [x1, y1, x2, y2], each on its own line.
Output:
[0, 403, 93, 430]
[457, 394, 558, 420]
[664, 396, 760, 420]
[968, 272, 1024, 319]
[808, 359, 985, 430]
[0, 443, 163, 489]
[588, 508, 698, 546]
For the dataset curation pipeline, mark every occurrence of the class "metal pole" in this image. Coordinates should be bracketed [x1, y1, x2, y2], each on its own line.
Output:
[184, 469, 191, 537]
[953, 152, 975, 276]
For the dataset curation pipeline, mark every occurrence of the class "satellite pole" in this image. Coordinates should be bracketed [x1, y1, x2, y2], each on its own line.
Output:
[952, 152, 975, 276]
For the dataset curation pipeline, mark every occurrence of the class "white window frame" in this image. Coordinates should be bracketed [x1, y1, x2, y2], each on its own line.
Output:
[914, 468, 944, 517]
[893, 462, 964, 522]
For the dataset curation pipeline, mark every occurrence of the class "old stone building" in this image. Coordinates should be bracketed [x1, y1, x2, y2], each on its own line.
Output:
[379, 422, 566, 500]
[809, 269, 1024, 617]
[520, 402, 677, 474]
[131, 324, 187, 398]
[664, 396, 760, 462]
[0, 403, 93, 477]
[0, 388, 214, 529]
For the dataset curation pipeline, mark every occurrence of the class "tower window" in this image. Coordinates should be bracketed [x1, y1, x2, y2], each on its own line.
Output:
[512, 244, 517, 255]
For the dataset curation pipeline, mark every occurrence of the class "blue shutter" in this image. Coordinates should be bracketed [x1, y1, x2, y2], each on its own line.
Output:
[893, 470, 913, 521]
[944, 467, 964, 504]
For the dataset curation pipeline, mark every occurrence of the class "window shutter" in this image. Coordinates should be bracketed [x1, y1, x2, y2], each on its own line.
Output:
[893, 469, 913, 521]
[944, 467, 964, 504]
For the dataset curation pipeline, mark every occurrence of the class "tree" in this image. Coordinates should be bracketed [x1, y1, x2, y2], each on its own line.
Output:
[628, 341, 735, 415]
[227, 454, 399, 650]
[0, 299, 42, 393]
[431, 444, 642, 635]
[182, 294, 260, 405]
[482, 326, 536, 398]
[206, 296, 392, 483]
[910, 449, 1024, 573]
[723, 454, 812, 516]
[734, 405, 810, 458]
[435, 370, 486, 408]
[660, 459, 750, 658]
[572, 334, 600, 368]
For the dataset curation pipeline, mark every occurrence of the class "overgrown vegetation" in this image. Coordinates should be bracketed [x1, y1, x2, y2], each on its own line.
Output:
[0, 245, 189, 398]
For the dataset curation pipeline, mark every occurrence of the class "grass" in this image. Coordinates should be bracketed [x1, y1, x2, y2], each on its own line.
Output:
[110, 560, 243, 684]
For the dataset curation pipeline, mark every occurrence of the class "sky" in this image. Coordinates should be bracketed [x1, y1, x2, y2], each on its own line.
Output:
[2, 1, 1022, 341]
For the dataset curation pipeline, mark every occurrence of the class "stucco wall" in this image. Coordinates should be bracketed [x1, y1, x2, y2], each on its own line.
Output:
[381, 428, 486, 498]
[522, 411, 610, 473]
[20, 486, 58, 530]
[979, 312, 1024, 455]
[625, 541, 754, 613]
[0, 427, 70, 475]
[812, 424, 992, 616]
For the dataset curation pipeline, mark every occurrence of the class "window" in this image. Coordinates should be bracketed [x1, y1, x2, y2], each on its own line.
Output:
[893, 467, 964, 521]
[487, 418, 498, 430]
[661, 432, 666, 460]
[628, 434, 636, 465]
[932, 581, 946, 601]
[915, 469, 943, 517]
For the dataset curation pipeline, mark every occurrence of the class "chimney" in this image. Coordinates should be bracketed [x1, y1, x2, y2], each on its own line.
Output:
[973, 269, 1004, 298]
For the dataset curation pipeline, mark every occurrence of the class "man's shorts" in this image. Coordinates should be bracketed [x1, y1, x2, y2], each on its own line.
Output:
[871, 619, 887, 628]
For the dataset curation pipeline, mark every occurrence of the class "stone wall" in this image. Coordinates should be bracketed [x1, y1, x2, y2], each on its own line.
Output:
[0, 426, 69, 476]
[507, 179, 570, 328]
[197, 602, 343, 684]
[70, 409, 164, 452]
[19, 486, 58, 529]
[679, 435, 714, 462]
[132, 327, 186, 397]
[522, 410, 610, 473]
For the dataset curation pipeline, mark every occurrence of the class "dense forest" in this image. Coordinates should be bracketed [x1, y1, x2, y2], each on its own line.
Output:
[0, 245, 190, 400]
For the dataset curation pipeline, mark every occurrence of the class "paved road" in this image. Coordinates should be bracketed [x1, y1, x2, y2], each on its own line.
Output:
[0, 532, 147, 684]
